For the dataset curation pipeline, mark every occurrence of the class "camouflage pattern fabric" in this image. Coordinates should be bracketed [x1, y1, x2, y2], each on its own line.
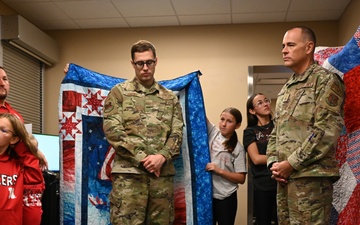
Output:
[109, 174, 174, 225]
[267, 63, 345, 178]
[103, 77, 184, 176]
[277, 177, 333, 225]
[103, 77, 183, 224]
[267, 63, 345, 224]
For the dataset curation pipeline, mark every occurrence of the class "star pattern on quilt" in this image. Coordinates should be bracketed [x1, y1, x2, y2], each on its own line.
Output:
[59, 112, 82, 139]
[82, 89, 106, 116]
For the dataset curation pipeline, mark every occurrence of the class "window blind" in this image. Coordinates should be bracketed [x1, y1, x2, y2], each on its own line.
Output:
[2, 41, 43, 133]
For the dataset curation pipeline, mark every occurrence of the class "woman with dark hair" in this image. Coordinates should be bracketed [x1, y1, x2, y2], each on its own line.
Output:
[243, 93, 277, 225]
[205, 107, 247, 225]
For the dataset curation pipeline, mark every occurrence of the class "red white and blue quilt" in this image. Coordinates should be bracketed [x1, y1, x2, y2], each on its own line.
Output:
[315, 25, 360, 225]
[59, 66, 212, 225]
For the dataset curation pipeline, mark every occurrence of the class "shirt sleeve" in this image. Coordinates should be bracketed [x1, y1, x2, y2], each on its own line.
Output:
[157, 95, 184, 162]
[14, 141, 43, 184]
[234, 143, 247, 173]
[103, 85, 147, 167]
[266, 123, 278, 169]
[287, 74, 345, 171]
[243, 128, 256, 150]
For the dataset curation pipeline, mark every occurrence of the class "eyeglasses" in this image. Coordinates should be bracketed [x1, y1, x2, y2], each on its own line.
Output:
[0, 127, 16, 136]
[254, 98, 271, 108]
[133, 59, 156, 69]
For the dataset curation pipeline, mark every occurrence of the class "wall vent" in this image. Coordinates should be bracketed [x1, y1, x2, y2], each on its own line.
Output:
[1, 15, 59, 66]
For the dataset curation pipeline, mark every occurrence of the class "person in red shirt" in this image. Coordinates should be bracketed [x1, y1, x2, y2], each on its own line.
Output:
[0, 66, 23, 121]
[22, 135, 45, 225]
[0, 113, 44, 225]
[0, 66, 47, 225]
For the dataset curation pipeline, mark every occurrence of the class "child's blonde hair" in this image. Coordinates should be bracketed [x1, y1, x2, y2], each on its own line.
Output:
[29, 134, 39, 148]
[0, 113, 39, 158]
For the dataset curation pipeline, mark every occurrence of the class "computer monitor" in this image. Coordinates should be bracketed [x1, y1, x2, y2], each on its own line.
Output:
[32, 134, 60, 172]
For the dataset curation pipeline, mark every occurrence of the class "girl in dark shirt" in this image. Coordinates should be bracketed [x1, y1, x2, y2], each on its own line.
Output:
[243, 93, 277, 225]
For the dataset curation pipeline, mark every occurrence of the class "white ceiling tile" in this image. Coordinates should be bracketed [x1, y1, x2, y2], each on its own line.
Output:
[171, 0, 231, 15]
[231, 0, 290, 13]
[111, 0, 175, 17]
[232, 12, 286, 23]
[1, 0, 56, 3]
[289, 0, 352, 11]
[1, 2, 69, 21]
[126, 16, 180, 27]
[286, 10, 343, 22]
[179, 15, 231, 26]
[75, 18, 129, 29]
[0, 0, 352, 30]
[34, 19, 80, 30]
[2, 0, 50, 2]
[54, 0, 122, 19]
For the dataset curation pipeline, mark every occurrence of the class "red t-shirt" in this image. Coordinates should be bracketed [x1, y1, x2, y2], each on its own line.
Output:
[0, 102, 24, 122]
[0, 101, 44, 225]
[0, 142, 43, 225]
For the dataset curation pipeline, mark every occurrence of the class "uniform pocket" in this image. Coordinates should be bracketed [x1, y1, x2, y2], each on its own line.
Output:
[290, 87, 315, 123]
[278, 85, 315, 123]
[155, 98, 174, 124]
[109, 185, 122, 209]
[296, 178, 333, 212]
[122, 95, 141, 125]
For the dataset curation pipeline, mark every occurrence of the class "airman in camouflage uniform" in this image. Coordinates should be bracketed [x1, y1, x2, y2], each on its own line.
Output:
[103, 40, 184, 225]
[267, 26, 345, 225]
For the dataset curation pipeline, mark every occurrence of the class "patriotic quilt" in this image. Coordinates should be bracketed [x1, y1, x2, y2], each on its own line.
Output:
[58, 65, 212, 225]
[315, 25, 360, 225]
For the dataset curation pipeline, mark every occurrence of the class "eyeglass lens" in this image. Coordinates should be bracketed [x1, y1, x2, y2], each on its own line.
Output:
[134, 60, 155, 68]
[255, 98, 271, 107]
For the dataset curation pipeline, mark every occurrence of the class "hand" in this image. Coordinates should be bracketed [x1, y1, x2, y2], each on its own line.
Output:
[154, 168, 161, 177]
[37, 149, 49, 171]
[64, 63, 69, 74]
[141, 154, 166, 177]
[205, 162, 219, 174]
[270, 161, 294, 185]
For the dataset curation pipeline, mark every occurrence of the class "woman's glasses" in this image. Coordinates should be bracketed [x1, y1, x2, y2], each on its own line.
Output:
[254, 98, 271, 108]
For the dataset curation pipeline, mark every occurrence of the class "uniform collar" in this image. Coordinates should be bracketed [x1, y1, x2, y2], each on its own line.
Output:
[289, 62, 318, 83]
[129, 77, 160, 94]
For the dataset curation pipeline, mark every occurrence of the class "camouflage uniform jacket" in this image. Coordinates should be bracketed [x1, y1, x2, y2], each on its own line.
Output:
[103, 78, 184, 176]
[267, 63, 345, 179]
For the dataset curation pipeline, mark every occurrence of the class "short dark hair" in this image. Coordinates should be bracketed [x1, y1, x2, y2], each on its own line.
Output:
[131, 40, 156, 61]
[290, 26, 316, 46]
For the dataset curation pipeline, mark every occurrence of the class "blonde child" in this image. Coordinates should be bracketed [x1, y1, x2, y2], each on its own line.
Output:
[0, 113, 43, 225]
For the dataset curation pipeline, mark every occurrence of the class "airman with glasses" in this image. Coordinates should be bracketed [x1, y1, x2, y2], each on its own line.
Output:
[132, 59, 157, 69]
[130, 42, 158, 88]
[103, 40, 183, 225]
